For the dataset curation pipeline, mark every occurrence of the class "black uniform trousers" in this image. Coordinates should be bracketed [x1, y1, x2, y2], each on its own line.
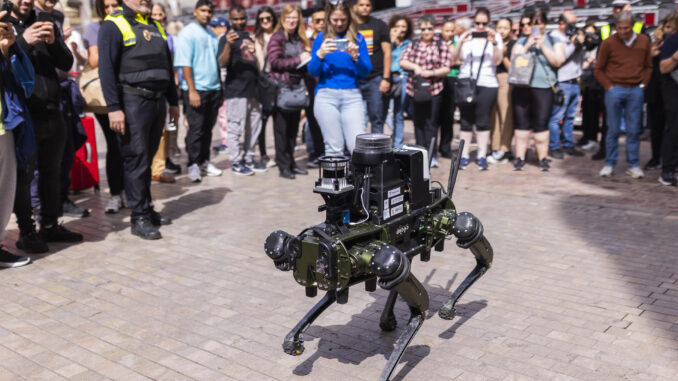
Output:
[117, 92, 166, 218]
[14, 110, 67, 231]
[273, 108, 301, 171]
[183, 90, 222, 166]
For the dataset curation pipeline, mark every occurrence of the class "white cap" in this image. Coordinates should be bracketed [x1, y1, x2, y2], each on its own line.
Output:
[612, 0, 630, 6]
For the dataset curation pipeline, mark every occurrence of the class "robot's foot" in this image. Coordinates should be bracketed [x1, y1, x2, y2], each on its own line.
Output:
[379, 315, 397, 331]
[283, 339, 305, 356]
[438, 306, 456, 320]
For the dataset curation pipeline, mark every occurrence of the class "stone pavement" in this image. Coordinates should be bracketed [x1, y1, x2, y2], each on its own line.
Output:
[1, 120, 677, 380]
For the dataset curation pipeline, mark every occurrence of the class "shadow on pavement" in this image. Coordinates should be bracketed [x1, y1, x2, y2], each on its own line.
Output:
[290, 269, 486, 380]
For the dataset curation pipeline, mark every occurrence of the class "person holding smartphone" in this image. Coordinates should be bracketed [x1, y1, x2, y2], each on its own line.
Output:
[10, 0, 82, 251]
[449, 7, 503, 170]
[218, 4, 264, 176]
[510, 9, 565, 172]
[308, 0, 371, 156]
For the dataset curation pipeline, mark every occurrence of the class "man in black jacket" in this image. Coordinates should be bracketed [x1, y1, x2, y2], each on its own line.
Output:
[10, 0, 82, 254]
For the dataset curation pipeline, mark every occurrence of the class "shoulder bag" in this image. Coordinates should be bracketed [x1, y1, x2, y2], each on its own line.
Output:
[256, 53, 279, 110]
[507, 52, 536, 86]
[77, 64, 108, 114]
[536, 36, 564, 107]
[454, 40, 489, 105]
[411, 38, 444, 104]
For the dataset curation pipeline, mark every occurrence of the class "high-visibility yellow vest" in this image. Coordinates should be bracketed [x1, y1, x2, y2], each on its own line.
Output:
[104, 7, 171, 84]
[104, 8, 167, 46]
[600, 22, 644, 40]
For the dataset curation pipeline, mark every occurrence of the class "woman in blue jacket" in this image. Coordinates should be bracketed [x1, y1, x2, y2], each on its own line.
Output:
[308, 1, 371, 155]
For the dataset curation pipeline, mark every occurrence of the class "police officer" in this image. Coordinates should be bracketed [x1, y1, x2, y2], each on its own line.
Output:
[98, 0, 179, 240]
[600, 0, 645, 41]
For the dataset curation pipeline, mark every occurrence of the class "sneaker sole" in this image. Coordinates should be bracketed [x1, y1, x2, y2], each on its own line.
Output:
[131, 229, 162, 240]
[231, 171, 254, 176]
[625, 171, 644, 179]
[0, 258, 31, 268]
[658, 177, 677, 186]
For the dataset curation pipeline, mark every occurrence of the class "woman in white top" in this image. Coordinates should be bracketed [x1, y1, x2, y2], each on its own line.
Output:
[449, 7, 503, 170]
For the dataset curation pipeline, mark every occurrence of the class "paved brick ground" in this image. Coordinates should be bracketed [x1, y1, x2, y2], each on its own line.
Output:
[1, 120, 677, 380]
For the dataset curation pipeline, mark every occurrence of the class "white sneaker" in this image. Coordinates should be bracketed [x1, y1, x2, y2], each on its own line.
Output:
[188, 163, 202, 182]
[430, 157, 439, 168]
[625, 166, 644, 179]
[599, 165, 614, 177]
[201, 162, 223, 177]
[486, 155, 497, 164]
[105, 195, 122, 214]
[581, 141, 597, 151]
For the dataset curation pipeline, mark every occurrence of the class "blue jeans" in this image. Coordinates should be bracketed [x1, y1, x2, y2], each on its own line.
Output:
[548, 82, 580, 150]
[603, 85, 643, 168]
[314, 88, 366, 155]
[360, 75, 386, 133]
[384, 75, 407, 148]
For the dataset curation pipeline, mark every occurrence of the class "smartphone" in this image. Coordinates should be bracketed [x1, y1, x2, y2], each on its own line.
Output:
[471, 31, 488, 39]
[37, 12, 53, 22]
[236, 30, 250, 40]
[1, 0, 13, 21]
[531, 27, 540, 37]
[334, 38, 348, 51]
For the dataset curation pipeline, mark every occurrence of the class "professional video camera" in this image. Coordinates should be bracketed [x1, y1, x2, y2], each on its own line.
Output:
[566, 22, 599, 51]
[264, 134, 494, 381]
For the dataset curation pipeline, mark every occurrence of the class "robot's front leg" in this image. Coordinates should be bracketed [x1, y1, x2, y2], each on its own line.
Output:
[283, 291, 337, 356]
[372, 245, 429, 381]
[379, 290, 398, 331]
[439, 212, 494, 320]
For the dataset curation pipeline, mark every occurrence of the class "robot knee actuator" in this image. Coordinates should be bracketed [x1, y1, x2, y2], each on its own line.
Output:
[451, 212, 493, 269]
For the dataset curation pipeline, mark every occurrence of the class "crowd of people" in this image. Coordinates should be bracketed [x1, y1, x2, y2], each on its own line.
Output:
[0, 0, 677, 268]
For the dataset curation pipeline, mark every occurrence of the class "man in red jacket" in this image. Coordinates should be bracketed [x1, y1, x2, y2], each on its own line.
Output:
[594, 10, 652, 179]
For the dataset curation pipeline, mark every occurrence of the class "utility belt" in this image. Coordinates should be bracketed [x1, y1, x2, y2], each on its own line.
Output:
[121, 84, 165, 100]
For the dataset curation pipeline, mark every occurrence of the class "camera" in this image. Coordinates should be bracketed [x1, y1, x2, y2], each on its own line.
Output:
[264, 134, 494, 380]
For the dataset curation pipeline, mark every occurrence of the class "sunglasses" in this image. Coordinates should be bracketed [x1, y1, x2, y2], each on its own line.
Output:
[521, 22, 530, 27]
[329, 0, 347, 4]
[258, 16, 272, 22]
[475, 22, 488, 26]
[420, 27, 433, 31]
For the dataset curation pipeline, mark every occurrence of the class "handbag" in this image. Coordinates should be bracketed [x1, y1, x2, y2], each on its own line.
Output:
[507, 53, 536, 86]
[454, 40, 489, 105]
[412, 76, 433, 103]
[257, 72, 279, 110]
[77, 64, 108, 114]
[277, 78, 310, 111]
[385, 76, 402, 100]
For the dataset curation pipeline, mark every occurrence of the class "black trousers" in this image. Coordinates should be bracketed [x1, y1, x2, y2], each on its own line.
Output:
[258, 107, 272, 158]
[273, 108, 301, 171]
[459, 86, 498, 132]
[306, 93, 324, 160]
[647, 100, 665, 162]
[438, 77, 456, 157]
[512, 87, 553, 132]
[14, 110, 67, 231]
[581, 85, 605, 143]
[95, 113, 124, 196]
[184, 90, 222, 166]
[117, 93, 166, 218]
[661, 80, 678, 173]
[413, 95, 441, 155]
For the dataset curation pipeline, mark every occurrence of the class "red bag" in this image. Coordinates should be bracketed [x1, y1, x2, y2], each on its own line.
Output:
[70, 116, 100, 191]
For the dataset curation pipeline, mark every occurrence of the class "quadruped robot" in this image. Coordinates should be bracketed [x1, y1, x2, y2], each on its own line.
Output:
[264, 134, 494, 380]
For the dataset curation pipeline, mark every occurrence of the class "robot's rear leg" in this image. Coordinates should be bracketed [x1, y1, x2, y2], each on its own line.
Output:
[283, 290, 337, 356]
[379, 290, 398, 331]
[439, 212, 493, 320]
[372, 245, 429, 381]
